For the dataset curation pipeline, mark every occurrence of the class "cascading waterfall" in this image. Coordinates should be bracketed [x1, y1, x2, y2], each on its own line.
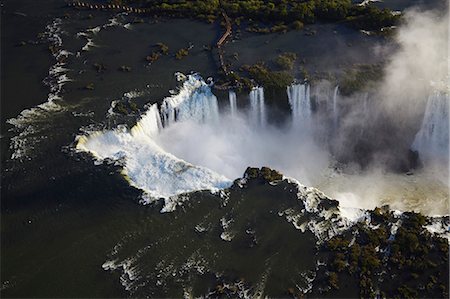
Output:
[356, 92, 370, 137]
[229, 90, 237, 117]
[160, 74, 219, 127]
[287, 83, 311, 128]
[75, 72, 450, 217]
[411, 91, 450, 163]
[249, 87, 266, 128]
[76, 74, 230, 205]
[332, 86, 339, 130]
[131, 104, 162, 138]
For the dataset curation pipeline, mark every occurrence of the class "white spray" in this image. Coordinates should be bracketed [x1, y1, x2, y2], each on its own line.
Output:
[287, 83, 312, 129]
[249, 87, 267, 128]
[411, 91, 449, 164]
[229, 90, 237, 117]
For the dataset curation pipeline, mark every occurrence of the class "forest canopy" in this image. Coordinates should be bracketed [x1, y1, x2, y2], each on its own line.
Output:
[115, 0, 399, 31]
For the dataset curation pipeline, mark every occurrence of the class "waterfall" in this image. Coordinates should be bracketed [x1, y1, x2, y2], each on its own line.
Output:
[131, 104, 162, 138]
[332, 86, 339, 130]
[229, 90, 237, 117]
[287, 83, 311, 128]
[411, 91, 449, 163]
[249, 87, 266, 128]
[160, 74, 219, 127]
[76, 73, 231, 203]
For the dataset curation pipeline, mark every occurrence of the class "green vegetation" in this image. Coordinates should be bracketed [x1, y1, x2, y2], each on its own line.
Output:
[318, 210, 449, 298]
[175, 47, 189, 60]
[241, 63, 293, 90]
[339, 64, 383, 96]
[146, 52, 160, 63]
[155, 42, 169, 55]
[328, 272, 339, 289]
[146, 42, 170, 63]
[244, 166, 283, 182]
[291, 20, 304, 30]
[113, 100, 139, 115]
[275, 52, 297, 70]
[123, 0, 400, 32]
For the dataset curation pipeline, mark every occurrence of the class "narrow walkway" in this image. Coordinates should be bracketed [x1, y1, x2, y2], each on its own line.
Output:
[69, 2, 147, 13]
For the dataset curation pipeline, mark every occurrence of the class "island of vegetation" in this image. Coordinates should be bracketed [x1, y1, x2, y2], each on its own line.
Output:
[108, 0, 399, 32]
[70, 0, 397, 94]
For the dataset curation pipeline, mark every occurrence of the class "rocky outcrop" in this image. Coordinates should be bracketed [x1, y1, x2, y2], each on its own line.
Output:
[243, 166, 283, 182]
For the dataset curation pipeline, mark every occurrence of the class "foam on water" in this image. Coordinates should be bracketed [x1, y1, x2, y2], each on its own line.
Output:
[76, 75, 231, 209]
[77, 73, 448, 217]
[7, 18, 70, 161]
[76, 13, 131, 54]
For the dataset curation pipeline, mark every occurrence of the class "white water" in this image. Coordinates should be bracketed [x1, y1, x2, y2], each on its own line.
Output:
[229, 91, 237, 117]
[77, 74, 231, 209]
[332, 86, 339, 130]
[7, 18, 70, 161]
[160, 74, 219, 127]
[77, 74, 449, 216]
[249, 87, 266, 128]
[130, 104, 162, 138]
[287, 83, 311, 129]
[411, 91, 450, 164]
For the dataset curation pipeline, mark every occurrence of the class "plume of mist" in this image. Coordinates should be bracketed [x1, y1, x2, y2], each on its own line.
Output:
[156, 8, 449, 214]
[156, 111, 330, 186]
[380, 8, 449, 115]
[322, 7, 449, 214]
[79, 7, 449, 215]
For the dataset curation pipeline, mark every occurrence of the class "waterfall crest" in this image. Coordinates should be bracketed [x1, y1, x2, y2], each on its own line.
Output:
[131, 104, 162, 138]
[287, 83, 311, 128]
[160, 74, 219, 127]
[249, 87, 266, 128]
[76, 74, 231, 205]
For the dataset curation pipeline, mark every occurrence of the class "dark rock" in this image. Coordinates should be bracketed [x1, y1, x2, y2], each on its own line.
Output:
[93, 63, 106, 73]
[119, 65, 132, 72]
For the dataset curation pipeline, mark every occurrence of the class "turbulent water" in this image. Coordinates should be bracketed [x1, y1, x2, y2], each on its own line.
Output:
[3, 3, 449, 296]
[77, 73, 449, 215]
[77, 75, 230, 210]
[75, 74, 449, 296]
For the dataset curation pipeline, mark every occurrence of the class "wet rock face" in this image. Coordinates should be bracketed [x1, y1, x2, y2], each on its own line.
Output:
[243, 166, 283, 183]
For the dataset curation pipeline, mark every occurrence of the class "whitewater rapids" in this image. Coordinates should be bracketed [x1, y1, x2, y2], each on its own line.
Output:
[76, 74, 449, 215]
[76, 75, 231, 210]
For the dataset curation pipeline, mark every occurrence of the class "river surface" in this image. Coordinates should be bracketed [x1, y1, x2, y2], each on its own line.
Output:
[1, 0, 448, 297]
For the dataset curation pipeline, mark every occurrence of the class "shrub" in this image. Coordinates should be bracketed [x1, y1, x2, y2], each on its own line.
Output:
[175, 48, 189, 60]
[291, 20, 304, 30]
[155, 42, 169, 55]
[275, 52, 297, 70]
